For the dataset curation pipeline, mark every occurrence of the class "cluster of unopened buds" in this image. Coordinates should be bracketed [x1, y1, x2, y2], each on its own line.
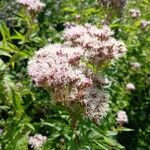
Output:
[16, 0, 45, 12]
[28, 24, 127, 122]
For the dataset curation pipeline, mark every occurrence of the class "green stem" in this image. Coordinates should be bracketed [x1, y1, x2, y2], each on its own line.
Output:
[71, 116, 77, 129]
[20, 9, 35, 50]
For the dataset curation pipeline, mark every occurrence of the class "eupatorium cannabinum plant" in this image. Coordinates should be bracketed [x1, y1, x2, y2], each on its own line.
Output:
[28, 24, 127, 125]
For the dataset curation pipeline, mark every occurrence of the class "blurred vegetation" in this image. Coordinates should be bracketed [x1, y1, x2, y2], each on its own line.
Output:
[0, 0, 150, 149]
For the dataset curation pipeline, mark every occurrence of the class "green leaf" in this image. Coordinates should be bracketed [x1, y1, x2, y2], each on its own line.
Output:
[94, 140, 108, 150]
[15, 134, 28, 150]
[0, 45, 16, 53]
[41, 122, 56, 128]
[10, 30, 25, 41]
[0, 22, 10, 44]
[0, 50, 11, 57]
[0, 59, 6, 71]
[25, 123, 35, 131]
[8, 43, 20, 52]
[117, 127, 134, 132]
[107, 130, 118, 136]
[104, 137, 124, 149]
[0, 105, 10, 110]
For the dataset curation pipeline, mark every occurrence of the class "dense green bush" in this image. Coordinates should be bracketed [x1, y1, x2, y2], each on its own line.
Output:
[0, 0, 150, 149]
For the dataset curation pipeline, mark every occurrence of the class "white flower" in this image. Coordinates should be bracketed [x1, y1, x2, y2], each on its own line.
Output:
[126, 83, 135, 91]
[29, 134, 47, 149]
[116, 110, 128, 125]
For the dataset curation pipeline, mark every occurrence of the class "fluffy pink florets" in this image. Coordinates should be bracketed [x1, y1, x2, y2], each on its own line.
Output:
[64, 24, 127, 64]
[28, 44, 92, 88]
[16, 0, 45, 12]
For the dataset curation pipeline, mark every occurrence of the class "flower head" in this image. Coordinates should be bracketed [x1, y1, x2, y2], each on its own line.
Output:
[29, 134, 47, 149]
[129, 9, 141, 18]
[28, 24, 127, 123]
[16, 0, 45, 12]
[130, 62, 141, 69]
[116, 110, 128, 125]
[28, 44, 88, 87]
[83, 87, 109, 122]
[140, 20, 150, 29]
[126, 83, 135, 91]
[63, 24, 127, 65]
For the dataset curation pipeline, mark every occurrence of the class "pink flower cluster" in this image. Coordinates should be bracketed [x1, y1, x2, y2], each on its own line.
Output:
[28, 44, 91, 87]
[83, 87, 109, 121]
[116, 110, 128, 125]
[140, 20, 150, 29]
[16, 0, 45, 12]
[64, 24, 127, 65]
[129, 8, 150, 31]
[29, 134, 47, 149]
[129, 9, 141, 18]
[28, 44, 92, 105]
[28, 24, 127, 122]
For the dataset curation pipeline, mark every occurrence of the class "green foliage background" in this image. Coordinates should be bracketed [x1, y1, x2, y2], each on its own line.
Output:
[0, 0, 150, 149]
